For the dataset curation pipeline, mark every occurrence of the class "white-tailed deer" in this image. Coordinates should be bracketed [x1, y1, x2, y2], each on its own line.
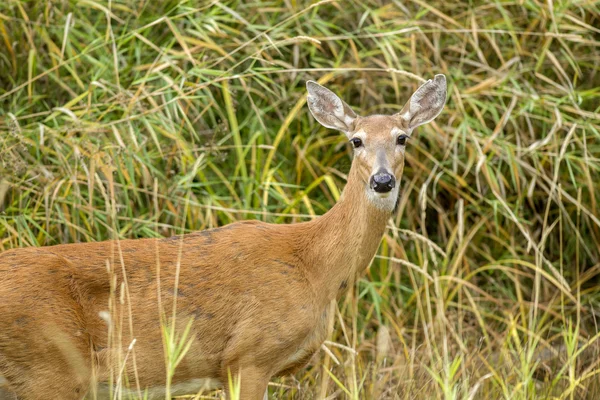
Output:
[0, 75, 446, 399]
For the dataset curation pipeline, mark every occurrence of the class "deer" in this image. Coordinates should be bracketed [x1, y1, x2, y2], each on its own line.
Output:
[0, 75, 446, 400]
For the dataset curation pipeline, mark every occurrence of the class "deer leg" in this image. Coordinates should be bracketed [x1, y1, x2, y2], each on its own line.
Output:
[224, 366, 269, 400]
[241, 370, 269, 400]
[0, 296, 92, 399]
[0, 361, 88, 400]
[0, 340, 90, 400]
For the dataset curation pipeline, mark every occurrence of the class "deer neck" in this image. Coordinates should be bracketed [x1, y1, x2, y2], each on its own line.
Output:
[302, 164, 391, 306]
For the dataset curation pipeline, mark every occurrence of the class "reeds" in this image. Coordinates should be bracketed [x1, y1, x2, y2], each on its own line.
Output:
[1, 0, 599, 398]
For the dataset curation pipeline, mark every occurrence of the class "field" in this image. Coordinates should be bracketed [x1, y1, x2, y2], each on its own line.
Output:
[1, 0, 600, 399]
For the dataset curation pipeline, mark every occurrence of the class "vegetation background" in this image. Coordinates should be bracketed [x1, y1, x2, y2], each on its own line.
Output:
[1, 0, 599, 398]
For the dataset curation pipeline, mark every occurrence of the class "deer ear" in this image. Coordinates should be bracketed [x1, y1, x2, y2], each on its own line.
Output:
[397, 74, 447, 131]
[306, 81, 357, 136]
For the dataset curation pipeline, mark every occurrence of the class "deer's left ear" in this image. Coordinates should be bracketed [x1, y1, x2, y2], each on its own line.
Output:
[397, 74, 447, 132]
[306, 81, 358, 137]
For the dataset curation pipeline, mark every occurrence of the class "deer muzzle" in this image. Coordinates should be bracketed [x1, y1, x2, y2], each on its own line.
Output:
[370, 171, 395, 193]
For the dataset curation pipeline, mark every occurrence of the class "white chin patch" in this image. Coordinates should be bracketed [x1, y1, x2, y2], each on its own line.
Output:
[366, 186, 399, 211]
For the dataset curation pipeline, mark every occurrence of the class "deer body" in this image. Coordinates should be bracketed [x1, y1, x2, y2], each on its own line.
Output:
[0, 76, 446, 399]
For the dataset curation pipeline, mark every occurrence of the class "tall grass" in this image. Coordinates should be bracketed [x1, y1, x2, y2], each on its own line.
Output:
[1, 0, 599, 398]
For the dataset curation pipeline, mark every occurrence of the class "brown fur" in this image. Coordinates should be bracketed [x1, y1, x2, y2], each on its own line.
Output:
[0, 77, 445, 399]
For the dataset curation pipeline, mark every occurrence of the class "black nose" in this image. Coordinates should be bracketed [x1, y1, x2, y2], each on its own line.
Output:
[370, 173, 395, 193]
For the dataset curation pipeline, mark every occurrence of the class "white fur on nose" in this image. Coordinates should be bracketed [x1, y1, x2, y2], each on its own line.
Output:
[366, 183, 399, 211]
[361, 134, 397, 211]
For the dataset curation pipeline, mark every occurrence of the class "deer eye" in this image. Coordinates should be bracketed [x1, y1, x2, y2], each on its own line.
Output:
[350, 138, 363, 148]
[397, 134, 409, 146]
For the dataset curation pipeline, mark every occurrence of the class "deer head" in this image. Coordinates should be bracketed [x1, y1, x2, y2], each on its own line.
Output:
[306, 75, 447, 211]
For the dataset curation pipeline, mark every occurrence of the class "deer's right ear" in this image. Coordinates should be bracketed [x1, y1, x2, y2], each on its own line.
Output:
[306, 81, 357, 136]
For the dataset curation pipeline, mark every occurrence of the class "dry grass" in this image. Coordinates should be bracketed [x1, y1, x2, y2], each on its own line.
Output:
[1, 0, 600, 399]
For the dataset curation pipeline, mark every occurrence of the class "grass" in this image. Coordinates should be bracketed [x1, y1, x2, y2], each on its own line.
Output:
[1, 0, 600, 398]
